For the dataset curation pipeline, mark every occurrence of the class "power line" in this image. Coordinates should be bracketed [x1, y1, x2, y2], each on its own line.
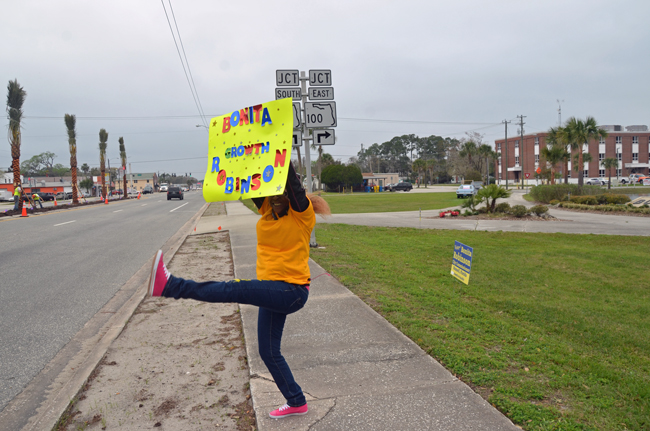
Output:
[160, 0, 208, 127]
[167, 0, 208, 127]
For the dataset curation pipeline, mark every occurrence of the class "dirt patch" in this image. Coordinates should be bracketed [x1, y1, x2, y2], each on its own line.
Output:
[58, 229, 256, 430]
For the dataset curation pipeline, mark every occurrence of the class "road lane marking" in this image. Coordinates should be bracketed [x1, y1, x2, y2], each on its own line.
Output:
[113, 210, 123, 213]
[170, 202, 189, 212]
[141, 204, 147, 206]
[54, 220, 76, 226]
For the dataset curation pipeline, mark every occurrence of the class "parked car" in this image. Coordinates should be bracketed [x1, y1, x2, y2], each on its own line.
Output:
[639, 176, 650, 185]
[111, 189, 123, 195]
[390, 182, 413, 192]
[167, 186, 184, 200]
[586, 178, 604, 186]
[629, 173, 645, 184]
[142, 185, 154, 194]
[39, 193, 55, 201]
[456, 184, 477, 198]
[56, 192, 73, 200]
[471, 181, 483, 191]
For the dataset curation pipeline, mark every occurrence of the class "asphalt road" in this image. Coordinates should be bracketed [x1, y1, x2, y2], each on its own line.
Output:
[0, 192, 204, 413]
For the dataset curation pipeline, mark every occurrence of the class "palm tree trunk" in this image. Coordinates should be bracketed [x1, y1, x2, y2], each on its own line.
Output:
[12, 157, 23, 211]
[101, 165, 106, 197]
[71, 166, 78, 203]
[578, 152, 584, 186]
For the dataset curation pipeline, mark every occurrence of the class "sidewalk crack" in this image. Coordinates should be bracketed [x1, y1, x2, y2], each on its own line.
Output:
[249, 373, 275, 383]
[308, 397, 336, 430]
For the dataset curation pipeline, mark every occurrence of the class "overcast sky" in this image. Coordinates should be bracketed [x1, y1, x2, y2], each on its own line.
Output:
[2, 0, 649, 180]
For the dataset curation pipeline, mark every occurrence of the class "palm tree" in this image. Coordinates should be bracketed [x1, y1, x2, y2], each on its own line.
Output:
[459, 141, 477, 167]
[476, 184, 512, 213]
[119, 137, 127, 197]
[7, 79, 26, 210]
[564, 117, 608, 186]
[412, 159, 427, 187]
[426, 158, 437, 184]
[64, 114, 79, 203]
[601, 157, 618, 190]
[540, 128, 569, 185]
[99, 129, 108, 197]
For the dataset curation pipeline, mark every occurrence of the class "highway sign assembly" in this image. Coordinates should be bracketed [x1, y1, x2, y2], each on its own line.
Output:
[276, 70, 299, 86]
[305, 102, 337, 128]
[313, 129, 335, 145]
[308, 87, 334, 100]
[292, 132, 302, 148]
[308, 69, 332, 86]
[275, 88, 301, 101]
[292, 102, 301, 129]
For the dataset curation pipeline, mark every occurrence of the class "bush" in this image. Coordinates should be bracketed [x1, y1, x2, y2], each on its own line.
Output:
[511, 205, 529, 217]
[494, 202, 511, 213]
[549, 199, 560, 205]
[570, 195, 598, 205]
[462, 209, 474, 217]
[529, 184, 605, 203]
[530, 205, 549, 216]
[603, 193, 631, 205]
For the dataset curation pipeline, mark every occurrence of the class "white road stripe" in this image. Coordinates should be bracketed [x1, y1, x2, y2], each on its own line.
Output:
[54, 220, 76, 227]
[113, 210, 123, 213]
[170, 202, 189, 212]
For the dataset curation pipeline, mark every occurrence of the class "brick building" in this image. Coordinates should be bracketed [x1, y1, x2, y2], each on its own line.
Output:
[494, 125, 650, 184]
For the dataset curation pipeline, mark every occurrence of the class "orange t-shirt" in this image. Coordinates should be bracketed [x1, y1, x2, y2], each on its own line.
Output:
[256, 197, 315, 285]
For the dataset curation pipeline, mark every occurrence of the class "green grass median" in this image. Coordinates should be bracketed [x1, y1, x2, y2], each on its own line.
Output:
[242, 191, 459, 214]
[310, 224, 649, 431]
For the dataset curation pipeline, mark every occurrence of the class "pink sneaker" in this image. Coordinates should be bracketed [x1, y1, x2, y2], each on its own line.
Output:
[269, 403, 308, 419]
[148, 250, 170, 297]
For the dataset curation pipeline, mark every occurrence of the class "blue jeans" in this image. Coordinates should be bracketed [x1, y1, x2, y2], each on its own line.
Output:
[163, 276, 309, 407]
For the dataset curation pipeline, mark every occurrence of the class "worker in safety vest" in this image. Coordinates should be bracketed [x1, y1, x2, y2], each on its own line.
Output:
[13, 186, 22, 210]
[32, 193, 43, 209]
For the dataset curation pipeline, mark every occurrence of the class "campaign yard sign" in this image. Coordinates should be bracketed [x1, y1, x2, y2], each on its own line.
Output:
[451, 241, 473, 285]
[203, 98, 294, 202]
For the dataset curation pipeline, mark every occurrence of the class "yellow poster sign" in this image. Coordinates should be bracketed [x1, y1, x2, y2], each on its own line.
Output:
[202, 98, 293, 202]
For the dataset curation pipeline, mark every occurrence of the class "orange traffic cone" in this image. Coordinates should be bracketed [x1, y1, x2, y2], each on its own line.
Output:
[105, 195, 109, 204]
[54, 197, 58, 206]
[137, 192, 141, 200]
[21, 203, 28, 217]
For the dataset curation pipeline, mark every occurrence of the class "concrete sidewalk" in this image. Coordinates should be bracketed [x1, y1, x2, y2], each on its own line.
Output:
[196, 201, 519, 430]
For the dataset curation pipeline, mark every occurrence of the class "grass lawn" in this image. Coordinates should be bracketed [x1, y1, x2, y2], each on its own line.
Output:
[310, 225, 649, 431]
[242, 191, 459, 214]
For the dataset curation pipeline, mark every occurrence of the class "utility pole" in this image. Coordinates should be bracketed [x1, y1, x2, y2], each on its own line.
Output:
[518, 115, 526, 189]
[503, 120, 511, 189]
[557, 99, 564, 127]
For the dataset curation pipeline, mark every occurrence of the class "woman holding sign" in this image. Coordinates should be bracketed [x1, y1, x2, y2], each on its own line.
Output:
[148, 161, 330, 419]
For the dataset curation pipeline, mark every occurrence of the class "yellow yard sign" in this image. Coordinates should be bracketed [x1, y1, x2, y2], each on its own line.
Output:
[202, 98, 293, 202]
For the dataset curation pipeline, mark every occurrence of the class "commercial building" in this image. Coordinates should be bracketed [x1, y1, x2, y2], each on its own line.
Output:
[494, 125, 650, 184]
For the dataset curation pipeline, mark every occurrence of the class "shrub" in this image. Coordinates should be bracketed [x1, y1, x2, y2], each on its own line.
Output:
[462, 209, 474, 216]
[511, 205, 529, 217]
[549, 199, 560, 205]
[570, 195, 598, 205]
[529, 184, 605, 203]
[494, 202, 511, 213]
[603, 193, 630, 205]
[530, 205, 549, 216]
